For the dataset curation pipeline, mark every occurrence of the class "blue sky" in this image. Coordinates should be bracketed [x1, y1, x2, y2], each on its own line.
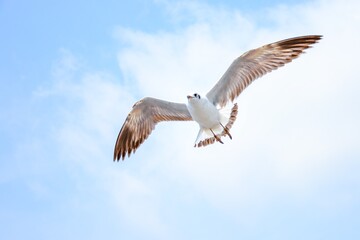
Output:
[1, 0, 360, 239]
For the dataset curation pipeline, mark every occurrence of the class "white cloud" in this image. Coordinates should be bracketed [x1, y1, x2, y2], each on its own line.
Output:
[44, 49, 174, 238]
[116, 0, 360, 213]
[45, 0, 360, 238]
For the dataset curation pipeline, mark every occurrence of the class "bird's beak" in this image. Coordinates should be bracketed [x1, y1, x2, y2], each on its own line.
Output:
[187, 95, 193, 100]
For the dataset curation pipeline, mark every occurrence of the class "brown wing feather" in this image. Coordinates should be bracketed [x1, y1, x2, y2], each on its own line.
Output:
[206, 35, 322, 107]
[114, 97, 192, 161]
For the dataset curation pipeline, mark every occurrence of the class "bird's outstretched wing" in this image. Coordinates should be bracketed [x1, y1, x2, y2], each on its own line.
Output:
[206, 35, 322, 107]
[114, 97, 192, 161]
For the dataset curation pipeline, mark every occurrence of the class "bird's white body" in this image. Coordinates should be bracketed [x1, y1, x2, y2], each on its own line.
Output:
[187, 97, 220, 129]
[186, 95, 229, 144]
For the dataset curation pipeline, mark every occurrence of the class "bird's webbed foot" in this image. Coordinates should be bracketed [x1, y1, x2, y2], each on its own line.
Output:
[210, 129, 224, 144]
[219, 123, 232, 139]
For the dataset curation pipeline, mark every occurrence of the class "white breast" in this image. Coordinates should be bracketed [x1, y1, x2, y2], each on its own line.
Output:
[187, 98, 220, 129]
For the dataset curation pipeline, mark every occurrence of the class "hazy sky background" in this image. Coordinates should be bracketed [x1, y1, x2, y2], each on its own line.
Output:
[1, 0, 360, 239]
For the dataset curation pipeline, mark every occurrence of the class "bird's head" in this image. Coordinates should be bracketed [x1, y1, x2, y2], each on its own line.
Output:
[187, 93, 201, 102]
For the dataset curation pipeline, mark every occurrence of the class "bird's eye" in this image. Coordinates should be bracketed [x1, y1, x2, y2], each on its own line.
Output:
[194, 93, 201, 99]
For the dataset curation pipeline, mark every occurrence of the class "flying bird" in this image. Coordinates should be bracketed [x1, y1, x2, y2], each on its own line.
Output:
[114, 35, 322, 161]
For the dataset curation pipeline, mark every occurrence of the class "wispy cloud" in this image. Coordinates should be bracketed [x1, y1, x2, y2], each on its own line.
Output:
[114, 0, 360, 227]
[24, 0, 360, 239]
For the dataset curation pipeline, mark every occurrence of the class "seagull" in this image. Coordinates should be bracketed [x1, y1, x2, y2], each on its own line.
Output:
[114, 35, 322, 161]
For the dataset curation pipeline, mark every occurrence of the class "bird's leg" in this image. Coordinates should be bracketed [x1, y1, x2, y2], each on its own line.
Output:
[210, 129, 223, 144]
[219, 123, 232, 140]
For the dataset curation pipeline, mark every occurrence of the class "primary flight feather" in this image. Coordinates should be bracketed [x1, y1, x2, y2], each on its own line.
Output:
[114, 35, 322, 161]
